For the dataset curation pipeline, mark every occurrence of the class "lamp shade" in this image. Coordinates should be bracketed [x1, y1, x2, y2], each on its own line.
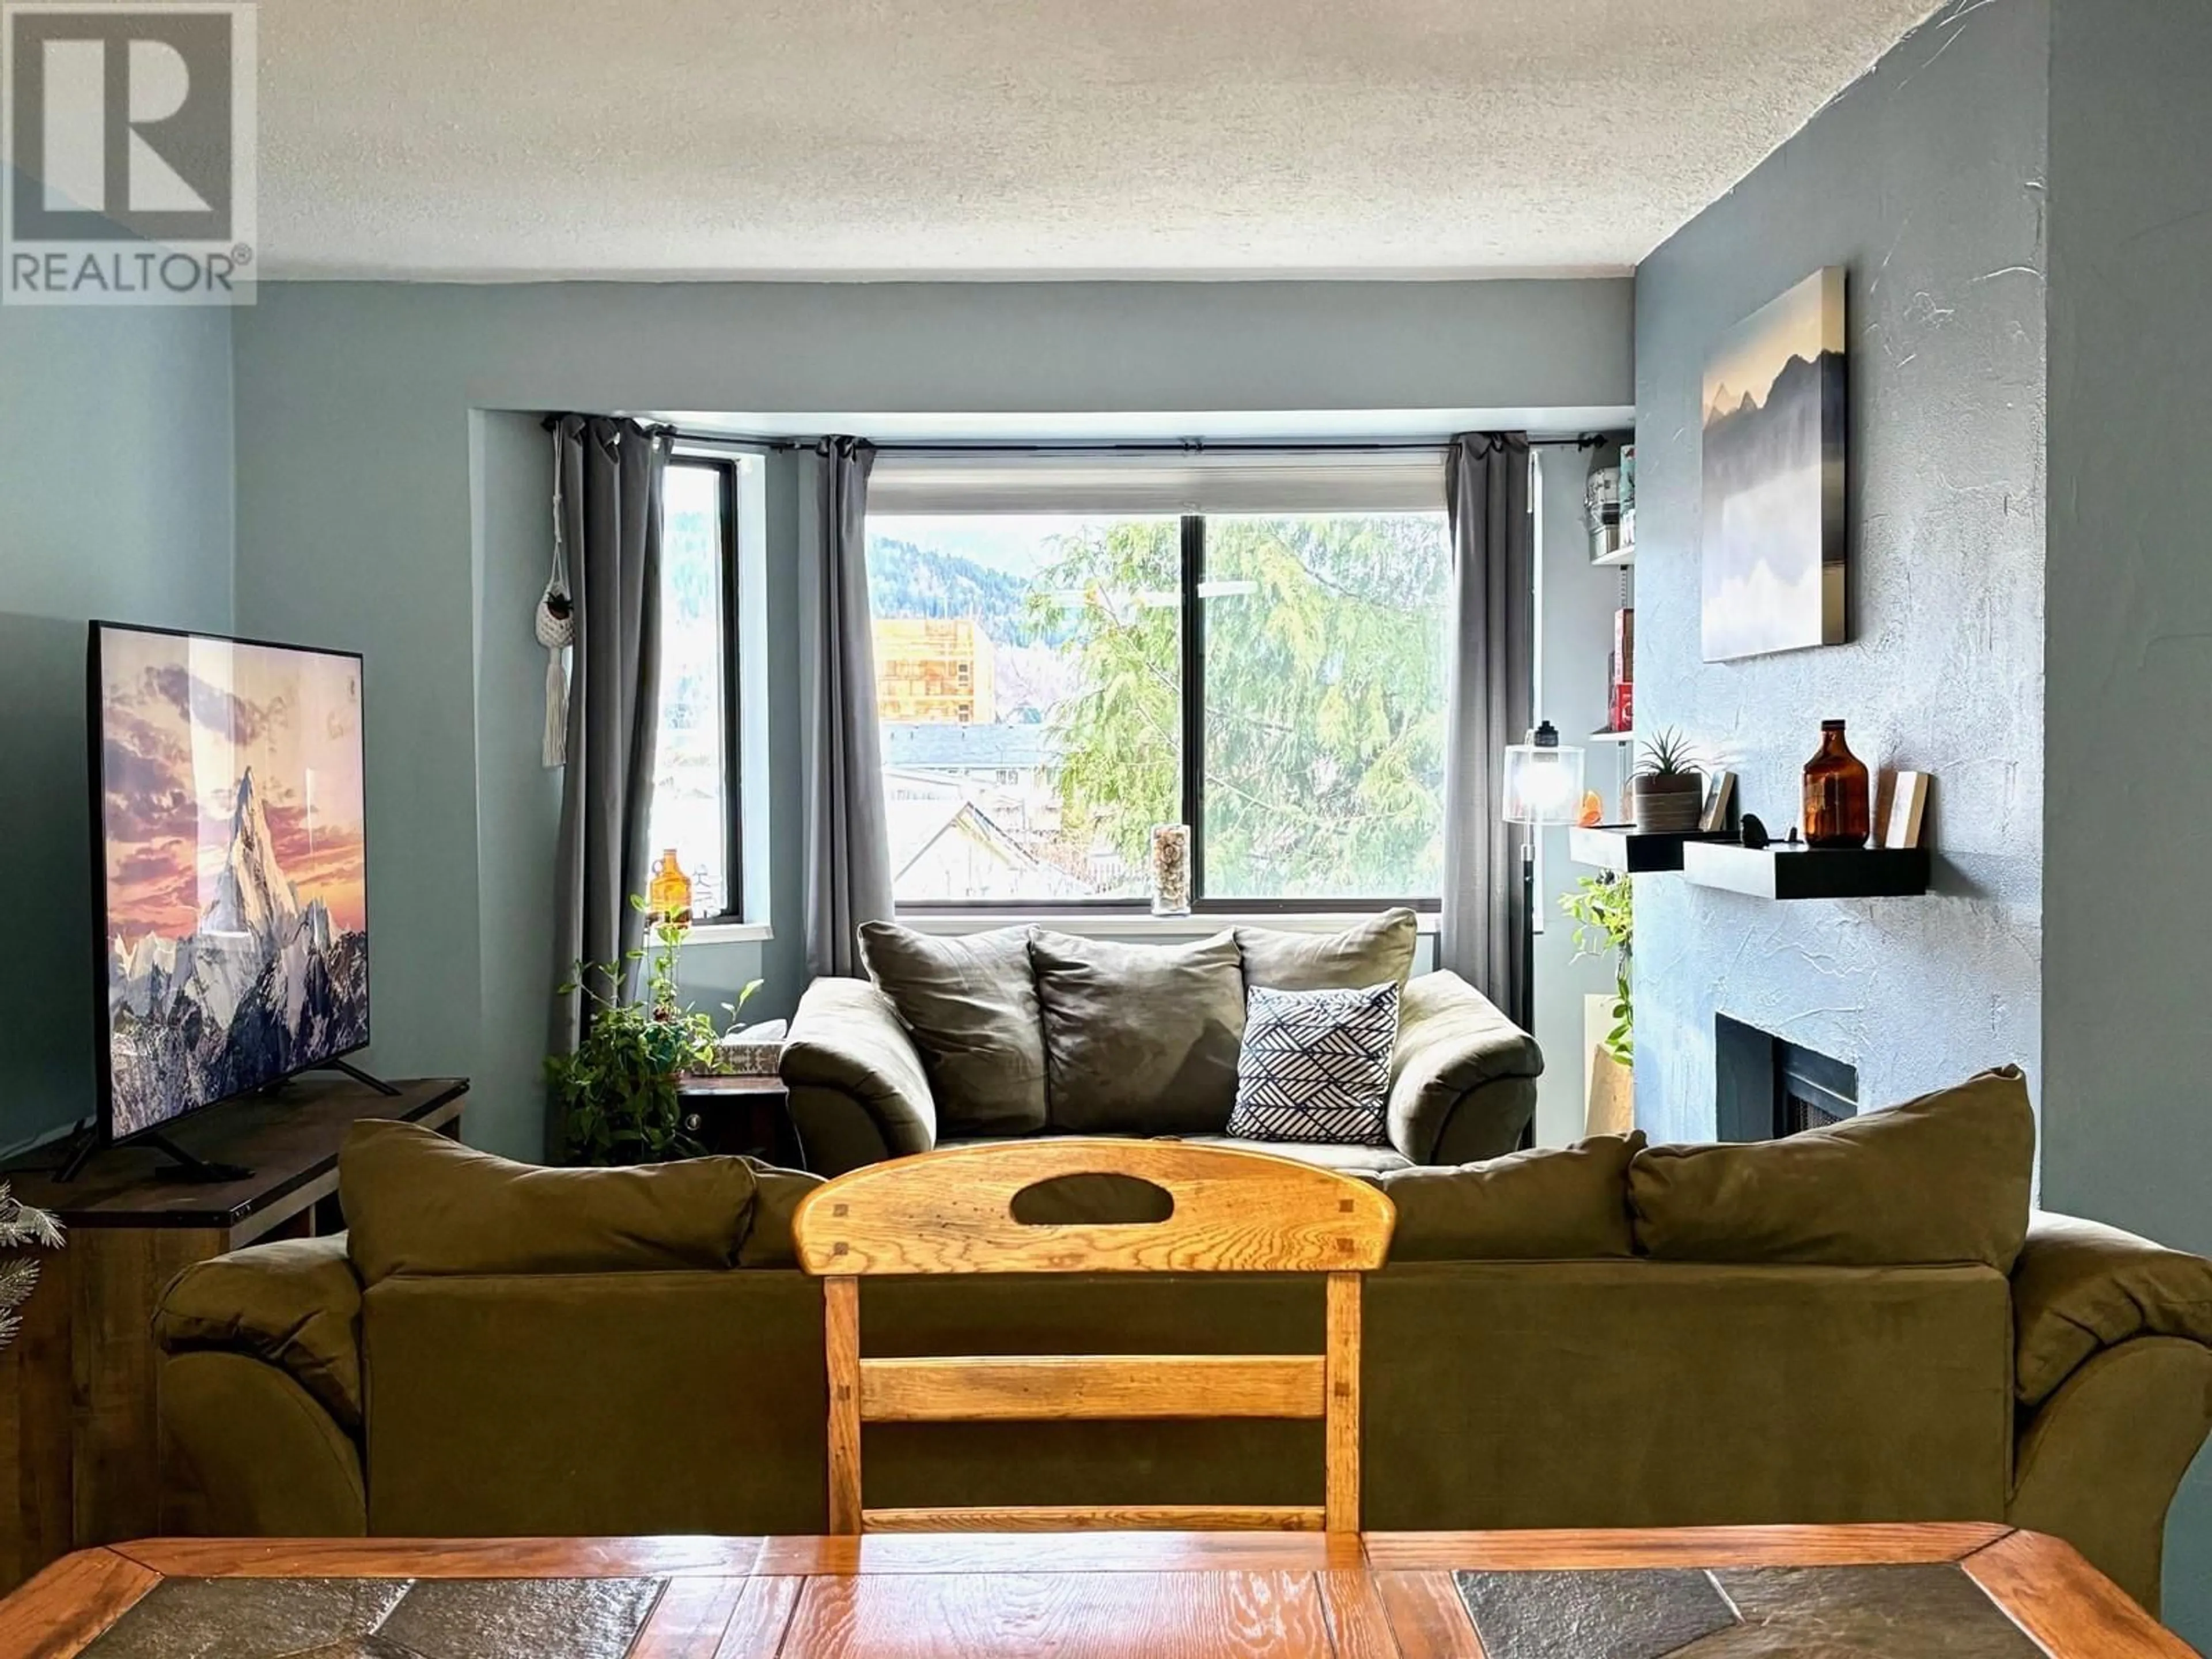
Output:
[1502, 721, 1586, 825]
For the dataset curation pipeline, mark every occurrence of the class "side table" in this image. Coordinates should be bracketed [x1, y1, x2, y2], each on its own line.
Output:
[676, 1074, 805, 1169]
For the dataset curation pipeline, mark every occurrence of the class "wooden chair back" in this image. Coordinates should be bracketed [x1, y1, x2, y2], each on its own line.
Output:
[792, 1138, 1395, 1536]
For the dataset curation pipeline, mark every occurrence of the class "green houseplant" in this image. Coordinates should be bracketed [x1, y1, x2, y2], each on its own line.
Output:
[548, 897, 760, 1166]
[1562, 870, 1635, 1134]
[1561, 872, 1634, 1066]
[1630, 726, 1705, 833]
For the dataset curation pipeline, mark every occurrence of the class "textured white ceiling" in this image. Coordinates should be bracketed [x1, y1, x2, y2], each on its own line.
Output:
[260, 0, 1938, 281]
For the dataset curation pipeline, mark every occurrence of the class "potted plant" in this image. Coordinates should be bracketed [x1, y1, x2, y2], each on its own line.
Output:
[0, 1183, 63, 1356]
[1630, 726, 1704, 832]
[1561, 872, 1634, 1134]
[549, 897, 730, 1166]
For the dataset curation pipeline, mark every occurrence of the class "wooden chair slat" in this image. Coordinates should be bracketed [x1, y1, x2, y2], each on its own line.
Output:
[858, 1354, 1328, 1422]
[862, 1505, 1328, 1533]
[792, 1138, 1394, 1276]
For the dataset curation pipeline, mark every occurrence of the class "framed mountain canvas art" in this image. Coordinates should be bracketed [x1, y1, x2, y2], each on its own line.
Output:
[1701, 267, 1847, 661]
[92, 624, 372, 1140]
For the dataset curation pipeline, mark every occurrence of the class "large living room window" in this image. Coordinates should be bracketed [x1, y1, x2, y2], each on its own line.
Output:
[866, 453, 1449, 911]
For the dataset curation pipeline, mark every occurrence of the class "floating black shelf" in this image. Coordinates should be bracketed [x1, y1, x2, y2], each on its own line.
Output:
[1679, 840, 1931, 901]
[1568, 824, 1733, 874]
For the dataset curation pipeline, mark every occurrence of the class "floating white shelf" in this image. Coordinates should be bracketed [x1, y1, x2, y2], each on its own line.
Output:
[1588, 728, 1637, 745]
[1591, 543, 1637, 567]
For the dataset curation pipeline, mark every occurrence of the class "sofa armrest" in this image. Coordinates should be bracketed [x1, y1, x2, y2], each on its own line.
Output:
[154, 1232, 363, 1432]
[162, 1351, 369, 1537]
[1386, 971, 1544, 1163]
[2012, 1210, 2212, 1406]
[782, 977, 937, 1165]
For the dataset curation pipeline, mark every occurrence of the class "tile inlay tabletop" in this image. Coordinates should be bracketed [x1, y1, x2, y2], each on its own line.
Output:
[0, 1527, 2192, 1658]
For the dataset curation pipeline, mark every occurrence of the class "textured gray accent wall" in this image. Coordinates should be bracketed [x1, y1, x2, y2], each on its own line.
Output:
[1631, 0, 2048, 1143]
[2042, 0, 2212, 1641]
[0, 292, 235, 1152]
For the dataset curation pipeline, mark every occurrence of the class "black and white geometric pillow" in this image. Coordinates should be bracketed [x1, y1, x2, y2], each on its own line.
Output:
[1226, 980, 1402, 1146]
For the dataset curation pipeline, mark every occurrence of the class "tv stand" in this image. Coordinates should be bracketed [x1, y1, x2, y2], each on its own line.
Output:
[136, 1131, 254, 1184]
[0, 1075, 467, 1592]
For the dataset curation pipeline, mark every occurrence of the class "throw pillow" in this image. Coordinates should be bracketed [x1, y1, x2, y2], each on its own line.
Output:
[857, 922, 1047, 1135]
[1628, 1064, 2035, 1271]
[1226, 981, 1401, 1146]
[1028, 930, 1245, 1134]
[340, 1120, 757, 1285]
[1372, 1132, 1646, 1260]
[1236, 908, 1419, 991]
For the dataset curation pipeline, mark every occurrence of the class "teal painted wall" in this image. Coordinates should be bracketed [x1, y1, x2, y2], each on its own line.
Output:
[2043, 0, 2212, 1641]
[0, 299, 234, 1152]
[226, 278, 1634, 1158]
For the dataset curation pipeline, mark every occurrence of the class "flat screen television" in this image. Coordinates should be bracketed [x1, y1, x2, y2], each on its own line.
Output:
[89, 623, 372, 1146]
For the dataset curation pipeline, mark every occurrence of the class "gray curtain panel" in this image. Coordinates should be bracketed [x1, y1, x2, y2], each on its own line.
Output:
[550, 416, 672, 1101]
[802, 437, 895, 978]
[1439, 432, 1534, 1025]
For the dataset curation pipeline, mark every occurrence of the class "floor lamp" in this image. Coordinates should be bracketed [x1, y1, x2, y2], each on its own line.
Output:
[1501, 720, 1586, 1041]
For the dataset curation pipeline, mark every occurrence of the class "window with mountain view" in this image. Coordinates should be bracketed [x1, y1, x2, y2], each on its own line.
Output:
[868, 514, 1180, 905]
[866, 503, 1449, 908]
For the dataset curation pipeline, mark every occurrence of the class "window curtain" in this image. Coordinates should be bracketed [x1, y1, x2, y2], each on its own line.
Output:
[1438, 432, 1534, 1025]
[802, 437, 895, 977]
[549, 415, 672, 1142]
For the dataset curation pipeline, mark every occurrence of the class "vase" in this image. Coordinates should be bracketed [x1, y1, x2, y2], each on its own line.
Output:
[1802, 721, 1871, 847]
[647, 849, 694, 923]
[1149, 824, 1192, 916]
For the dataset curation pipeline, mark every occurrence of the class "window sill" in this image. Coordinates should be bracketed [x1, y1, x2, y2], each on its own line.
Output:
[890, 910, 1440, 940]
[685, 921, 774, 945]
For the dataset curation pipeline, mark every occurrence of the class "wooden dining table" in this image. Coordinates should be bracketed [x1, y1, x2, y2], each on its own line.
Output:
[0, 1524, 2195, 1658]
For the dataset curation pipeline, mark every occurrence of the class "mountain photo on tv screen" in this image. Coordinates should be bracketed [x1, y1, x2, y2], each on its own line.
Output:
[92, 625, 371, 1140]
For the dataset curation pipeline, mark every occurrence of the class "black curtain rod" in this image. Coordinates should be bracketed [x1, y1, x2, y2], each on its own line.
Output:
[660, 433, 1611, 457]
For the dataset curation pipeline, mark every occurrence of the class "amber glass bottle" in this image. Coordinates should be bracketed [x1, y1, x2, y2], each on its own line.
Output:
[1802, 721, 1870, 848]
[647, 848, 694, 923]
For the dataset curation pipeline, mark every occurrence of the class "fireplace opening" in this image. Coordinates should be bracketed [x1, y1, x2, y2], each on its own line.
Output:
[1715, 1014, 1859, 1142]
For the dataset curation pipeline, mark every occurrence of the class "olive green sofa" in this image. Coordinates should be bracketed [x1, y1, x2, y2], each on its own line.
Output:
[780, 914, 1545, 1176]
[154, 1073, 2212, 1620]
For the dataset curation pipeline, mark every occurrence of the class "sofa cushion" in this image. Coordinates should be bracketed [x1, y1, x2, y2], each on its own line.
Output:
[1028, 930, 1245, 1134]
[1628, 1065, 2035, 1270]
[340, 1121, 757, 1285]
[2012, 1211, 2212, 1405]
[1226, 981, 1398, 1146]
[1373, 1134, 1643, 1262]
[154, 1232, 364, 1431]
[857, 922, 1047, 1136]
[1236, 908, 1418, 991]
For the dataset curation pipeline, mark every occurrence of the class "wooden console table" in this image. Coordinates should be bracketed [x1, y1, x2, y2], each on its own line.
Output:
[0, 1075, 466, 1593]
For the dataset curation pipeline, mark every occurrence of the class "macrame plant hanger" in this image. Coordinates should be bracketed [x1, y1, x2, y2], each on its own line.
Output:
[537, 425, 576, 767]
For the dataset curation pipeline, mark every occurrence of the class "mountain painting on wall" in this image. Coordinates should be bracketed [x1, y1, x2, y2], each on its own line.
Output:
[93, 626, 371, 1138]
[1701, 267, 1847, 661]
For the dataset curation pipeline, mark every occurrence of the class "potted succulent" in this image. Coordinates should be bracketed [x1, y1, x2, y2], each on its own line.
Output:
[1562, 872, 1634, 1135]
[1630, 727, 1705, 833]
